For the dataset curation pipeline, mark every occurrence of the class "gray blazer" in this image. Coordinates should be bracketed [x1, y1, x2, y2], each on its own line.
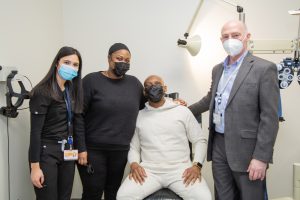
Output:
[189, 53, 279, 172]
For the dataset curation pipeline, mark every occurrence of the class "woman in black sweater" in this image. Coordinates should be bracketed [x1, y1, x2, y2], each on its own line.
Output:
[29, 46, 86, 200]
[77, 43, 145, 200]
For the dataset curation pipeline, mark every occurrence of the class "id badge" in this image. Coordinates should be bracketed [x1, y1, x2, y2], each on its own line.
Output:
[64, 149, 78, 161]
[213, 112, 222, 125]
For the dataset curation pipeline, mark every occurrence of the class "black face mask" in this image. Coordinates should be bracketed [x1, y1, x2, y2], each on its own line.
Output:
[113, 62, 130, 77]
[145, 85, 164, 103]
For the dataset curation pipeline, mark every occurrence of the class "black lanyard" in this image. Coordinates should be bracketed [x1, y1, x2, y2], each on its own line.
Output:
[64, 86, 73, 137]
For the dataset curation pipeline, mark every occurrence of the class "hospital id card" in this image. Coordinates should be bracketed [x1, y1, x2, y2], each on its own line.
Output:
[213, 112, 222, 125]
[64, 149, 78, 161]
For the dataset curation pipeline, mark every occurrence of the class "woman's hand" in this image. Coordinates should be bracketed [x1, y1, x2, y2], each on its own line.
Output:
[78, 151, 88, 165]
[30, 163, 45, 189]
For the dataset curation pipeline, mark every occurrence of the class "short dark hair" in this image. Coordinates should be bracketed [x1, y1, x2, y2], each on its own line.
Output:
[108, 43, 130, 56]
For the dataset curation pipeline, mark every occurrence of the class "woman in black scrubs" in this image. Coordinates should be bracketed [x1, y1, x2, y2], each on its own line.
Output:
[77, 43, 145, 200]
[29, 46, 87, 200]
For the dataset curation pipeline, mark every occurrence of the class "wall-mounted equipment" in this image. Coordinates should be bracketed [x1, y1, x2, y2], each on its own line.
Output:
[0, 66, 30, 118]
[177, 0, 245, 56]
[177, 0, 204, 56]
[177, 35, 201, 56]
[249, 9, 300, 90]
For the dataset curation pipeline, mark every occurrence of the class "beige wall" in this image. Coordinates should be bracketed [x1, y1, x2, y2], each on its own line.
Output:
[0, 0, 299, 199]
[0, 0, 63, 199]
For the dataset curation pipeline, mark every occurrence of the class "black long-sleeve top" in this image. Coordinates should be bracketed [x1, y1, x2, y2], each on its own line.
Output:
[82, 72, 145, 150]
[29, 87, 86, 163]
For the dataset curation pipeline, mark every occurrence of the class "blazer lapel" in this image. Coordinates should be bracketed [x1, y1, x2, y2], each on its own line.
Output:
[210, 64, 223, 109]
[226, 53, 254, 107]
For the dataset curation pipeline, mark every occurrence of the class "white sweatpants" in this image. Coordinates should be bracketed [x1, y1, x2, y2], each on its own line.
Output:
[117, 165, 212, 200]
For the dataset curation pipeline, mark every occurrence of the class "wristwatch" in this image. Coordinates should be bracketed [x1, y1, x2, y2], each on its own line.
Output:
[193, 162, 203, 170]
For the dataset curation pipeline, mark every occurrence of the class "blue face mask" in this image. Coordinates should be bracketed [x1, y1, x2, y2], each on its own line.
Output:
[58, 64, 78, 80]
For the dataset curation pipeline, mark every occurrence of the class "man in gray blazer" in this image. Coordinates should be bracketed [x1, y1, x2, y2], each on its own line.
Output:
[189, 20, 279, 200]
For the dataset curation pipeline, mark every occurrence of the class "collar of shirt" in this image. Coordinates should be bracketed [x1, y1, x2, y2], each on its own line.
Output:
[223, 51, 248, 72]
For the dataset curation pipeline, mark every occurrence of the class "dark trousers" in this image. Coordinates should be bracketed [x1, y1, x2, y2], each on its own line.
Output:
[34, 142, 75, 200]
[212, 133, 266, 200]
[77, 149, 128, 200]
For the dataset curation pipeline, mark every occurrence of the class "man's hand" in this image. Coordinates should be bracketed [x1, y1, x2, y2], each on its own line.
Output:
[78, 151, 88, 166]
[247, 159, 267, 181]
[129, 162, 147, 185]
[174, 98, 187, 106]
[182, 165, 201, 187]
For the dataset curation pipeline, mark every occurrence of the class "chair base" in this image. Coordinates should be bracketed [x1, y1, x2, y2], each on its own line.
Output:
[144, 188, 183, 200]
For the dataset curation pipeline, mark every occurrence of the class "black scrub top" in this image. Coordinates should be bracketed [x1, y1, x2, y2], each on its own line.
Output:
[29, 88, 85, 162]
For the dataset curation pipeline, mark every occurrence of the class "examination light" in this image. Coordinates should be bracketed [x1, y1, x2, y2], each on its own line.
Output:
[177, 35, 201, 56]
[177, 0, 245, 56]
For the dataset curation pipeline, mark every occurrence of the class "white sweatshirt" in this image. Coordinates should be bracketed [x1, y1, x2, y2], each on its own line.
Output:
[128, 98, 207, 173]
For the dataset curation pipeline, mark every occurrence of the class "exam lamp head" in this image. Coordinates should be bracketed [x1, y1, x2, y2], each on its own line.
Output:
[177, 35, 201, 56]
[288, 9, 300, 15]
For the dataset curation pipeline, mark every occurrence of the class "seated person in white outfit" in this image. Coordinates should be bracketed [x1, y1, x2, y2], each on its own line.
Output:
[117, 75, 212, 200]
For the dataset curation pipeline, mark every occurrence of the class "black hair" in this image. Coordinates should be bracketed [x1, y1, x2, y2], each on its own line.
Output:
[108, 43, 130, 56]
[30, 46, 83, 113]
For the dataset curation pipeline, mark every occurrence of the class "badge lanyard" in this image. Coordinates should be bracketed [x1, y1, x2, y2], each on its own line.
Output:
[64, 86, 74, 150]
[60, 86, 78, 161]
[215, 63, 242, 112]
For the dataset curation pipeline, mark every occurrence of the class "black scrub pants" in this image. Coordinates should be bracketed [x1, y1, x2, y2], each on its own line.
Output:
[34, 142, 75, 200]
[77, 149, 128, 200]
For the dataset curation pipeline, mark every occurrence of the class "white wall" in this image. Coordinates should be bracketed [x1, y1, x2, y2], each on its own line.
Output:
[63, 0, 300, 199]
[0, 0, 299, 199]
[0, 0, 63, 199]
